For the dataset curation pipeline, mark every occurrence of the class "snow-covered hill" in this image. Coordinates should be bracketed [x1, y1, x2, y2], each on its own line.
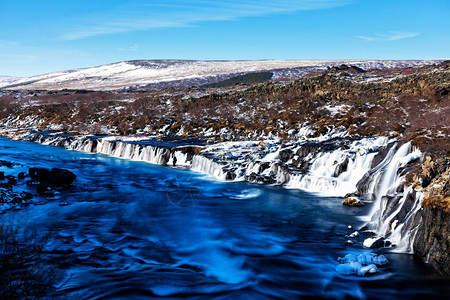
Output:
[0, 59, 441, 91]
[0, 76, 22, 87]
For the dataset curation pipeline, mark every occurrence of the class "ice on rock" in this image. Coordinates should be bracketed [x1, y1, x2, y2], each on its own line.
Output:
[338, 252, 388, 266]
[336, 262, 363, 275]
[363, 237, 380, 248]
[336, 262, 378, 276]
[336, 252, 388, 276]
[359, 264, 378, 276]
[338, 254, 357, 264]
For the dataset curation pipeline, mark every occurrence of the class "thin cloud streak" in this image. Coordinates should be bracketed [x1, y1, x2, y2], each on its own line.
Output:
[358, 31, 419, 42]
[59, 0, 352, 40]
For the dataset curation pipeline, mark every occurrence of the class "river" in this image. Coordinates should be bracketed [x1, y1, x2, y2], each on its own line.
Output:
[0, 137, 448, 299]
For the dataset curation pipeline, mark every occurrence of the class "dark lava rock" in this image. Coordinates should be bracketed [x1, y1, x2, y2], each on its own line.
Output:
[29, 168, 51, 182]
[48, 168, 76, 186]
[6, 175, 17, 185]
[37, 183, 53, 195]
[342, 197, 365, 206]
[0, 160, 15, 168]
[29, 167, 76, 186]
[279, 149, 293, 162]
[369, 237, 386, 249]
[334, 157, 349, 177]
[0, 171, 4, 180]
[18, 172, 26, 180]
[225, 171, 237, 181]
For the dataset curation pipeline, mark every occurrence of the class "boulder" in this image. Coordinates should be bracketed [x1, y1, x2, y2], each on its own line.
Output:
[279, 149, 293, 162]
[29, 168, 51, 182]
[48, 168, 76, 186]
[342, 197, 365, 206]
[363, 237, 386, 249]
[334, 157, 349, 177]
[37, 183, 53, 195]
[29, 167, 76, 186]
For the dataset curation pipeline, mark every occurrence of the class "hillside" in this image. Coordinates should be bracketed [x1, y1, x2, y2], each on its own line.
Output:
[0, 59, 440, 91]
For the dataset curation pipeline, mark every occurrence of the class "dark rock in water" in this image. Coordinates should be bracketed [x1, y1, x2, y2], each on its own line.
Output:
[18, 172, 26, 180]
[0, 160, 15, 168]
[245, 173, 257, 182]
[342, 197, 364, 206]
[48, 168, 76, 186]
[29, 168, 51, 182]
[334, 157, 349, 177]
[37, 183, 53, 195]
[29, 167, 76, 186]
[279, 149, 293, 163]
[10, 192, 34, 204]
[225, 171, 237, 180]
[6, 175, 17, 186]
[359, 225, 369, 231]
[369, 237, 386, 249]
[0, 171, 4, 180]
[259, 176, 276, 185]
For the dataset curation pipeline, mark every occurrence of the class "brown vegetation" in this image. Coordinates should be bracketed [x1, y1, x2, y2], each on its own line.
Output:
[0, 62, 448, 156]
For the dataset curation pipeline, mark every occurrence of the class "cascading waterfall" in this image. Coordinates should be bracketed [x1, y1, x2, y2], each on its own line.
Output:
[191, 155, 227, 180]
[32, 134, 191, 167]
[362, 142, 423, 252]
[285, 137, 389, 196]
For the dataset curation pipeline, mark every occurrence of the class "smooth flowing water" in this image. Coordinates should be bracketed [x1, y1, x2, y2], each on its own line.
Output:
[0, 137, 448, 299]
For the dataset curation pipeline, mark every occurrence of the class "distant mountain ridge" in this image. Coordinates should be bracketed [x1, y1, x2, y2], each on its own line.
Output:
[0, 59, 442, 91]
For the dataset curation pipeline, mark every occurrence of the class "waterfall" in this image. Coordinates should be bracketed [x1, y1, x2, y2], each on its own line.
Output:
[366, 142, 421, 224]
[23, 131, 430, 256]
[63, 136, 190, 167]
[284, 138, 388, 196]
[191, 155, 227, 180]
[361, 142, 423, 252]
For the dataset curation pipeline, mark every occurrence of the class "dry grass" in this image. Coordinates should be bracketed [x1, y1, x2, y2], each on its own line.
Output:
[422, 196, 450, 214]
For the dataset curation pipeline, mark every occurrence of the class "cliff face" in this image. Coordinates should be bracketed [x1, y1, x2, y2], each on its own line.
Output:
[414, 205, 450, 274]
[413, 157, 450, 274]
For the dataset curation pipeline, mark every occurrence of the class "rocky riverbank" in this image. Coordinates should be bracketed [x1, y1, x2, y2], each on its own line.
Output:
[0, 156, 76, 213]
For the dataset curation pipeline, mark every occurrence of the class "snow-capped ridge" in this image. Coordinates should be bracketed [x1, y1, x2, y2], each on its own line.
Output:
[1, 59, 441, 91]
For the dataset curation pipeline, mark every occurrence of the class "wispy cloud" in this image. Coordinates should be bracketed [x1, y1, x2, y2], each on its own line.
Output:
[357, 31, 419, 42]
[60, 0, 352, 40]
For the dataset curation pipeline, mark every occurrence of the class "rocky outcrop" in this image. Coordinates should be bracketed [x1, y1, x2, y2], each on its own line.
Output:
[412, 157, 450, 274]
[29, 168, 76, 186]
[414, 204, 450, 274]
[342, 196, 365, 206]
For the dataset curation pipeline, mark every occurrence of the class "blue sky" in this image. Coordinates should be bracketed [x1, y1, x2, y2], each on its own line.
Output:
[0, 0, 448, 76]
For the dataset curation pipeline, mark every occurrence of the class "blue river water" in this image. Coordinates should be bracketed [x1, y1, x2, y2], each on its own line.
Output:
[0, 137, 449, 299]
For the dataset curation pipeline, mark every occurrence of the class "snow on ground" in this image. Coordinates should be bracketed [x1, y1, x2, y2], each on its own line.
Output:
[1, 59, 441, 91]
[0, 76, 21, 86]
